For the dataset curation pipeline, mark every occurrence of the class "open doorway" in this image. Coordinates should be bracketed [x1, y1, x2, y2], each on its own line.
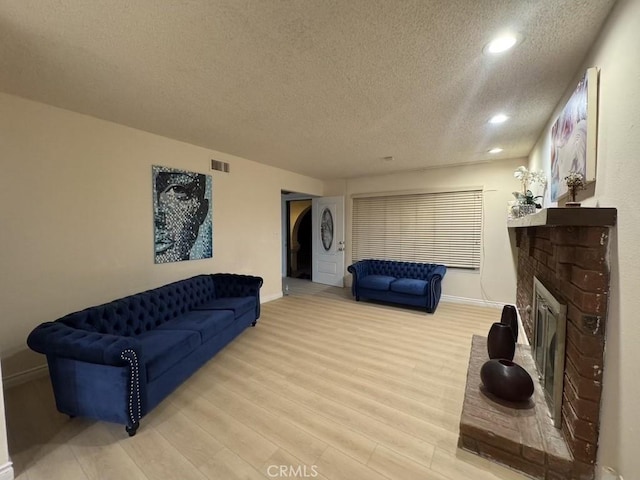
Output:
[288, 200, 312, 279]
[282, 191, 315, 290]
[281, 191, 345, 294]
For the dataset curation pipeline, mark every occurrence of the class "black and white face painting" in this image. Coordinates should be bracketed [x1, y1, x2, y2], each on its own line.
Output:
[153, 166, 212, 263]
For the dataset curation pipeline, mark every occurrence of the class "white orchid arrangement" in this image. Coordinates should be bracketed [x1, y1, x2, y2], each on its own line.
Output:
[513, 166, 547, 208]
[514, 166, 547, 193]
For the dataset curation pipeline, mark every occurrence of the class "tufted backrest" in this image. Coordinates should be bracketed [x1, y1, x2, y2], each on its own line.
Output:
[59, 275, 216, 336]
[366, 259, 436, 280]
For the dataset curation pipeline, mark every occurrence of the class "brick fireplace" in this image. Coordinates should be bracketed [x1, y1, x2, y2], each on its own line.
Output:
[459, 208, 616, 480]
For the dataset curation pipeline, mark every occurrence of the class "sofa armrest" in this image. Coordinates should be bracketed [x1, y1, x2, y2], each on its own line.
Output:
[30, 322, 146, 429]
[347, 261, 371, 298]
[27, 322, 141, 366]
[428, 264, 447, 281]
[211, 273, 264, 318]
[426, 265, 447, 313]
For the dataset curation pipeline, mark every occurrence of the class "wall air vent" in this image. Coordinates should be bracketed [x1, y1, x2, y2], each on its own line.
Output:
[211, 159, 230, 173]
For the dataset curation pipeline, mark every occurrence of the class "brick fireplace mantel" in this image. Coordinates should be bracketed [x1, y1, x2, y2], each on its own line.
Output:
[459, 207, 617, 480]
[507, 207, 617, 229]
[510, 208, 616, 479]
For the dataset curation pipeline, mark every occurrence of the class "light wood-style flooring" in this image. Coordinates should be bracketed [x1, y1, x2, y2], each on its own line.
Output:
[4, 280, 529, 480]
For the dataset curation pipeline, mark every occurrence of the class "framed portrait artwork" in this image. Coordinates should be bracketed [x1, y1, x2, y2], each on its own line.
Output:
[152, 165, 213, 263]
[550, 67, 599, 202]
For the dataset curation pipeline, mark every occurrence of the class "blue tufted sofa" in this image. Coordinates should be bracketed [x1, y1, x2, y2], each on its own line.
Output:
[347, 259, 446, 313]
[27, 273, 262, 436]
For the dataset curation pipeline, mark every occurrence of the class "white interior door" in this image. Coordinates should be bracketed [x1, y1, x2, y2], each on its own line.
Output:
[312, 196, 345, 287]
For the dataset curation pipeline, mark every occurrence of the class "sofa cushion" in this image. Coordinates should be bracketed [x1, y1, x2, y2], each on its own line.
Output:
[193, 297, 256, 317]
[137, 330, 200, 381]
[155, 309, 235, 343]
[390, 278, 429, 296]
[358, 275, 396, 291]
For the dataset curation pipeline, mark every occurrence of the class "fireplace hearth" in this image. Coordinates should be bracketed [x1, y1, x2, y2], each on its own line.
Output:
[459, 336, 574, 479]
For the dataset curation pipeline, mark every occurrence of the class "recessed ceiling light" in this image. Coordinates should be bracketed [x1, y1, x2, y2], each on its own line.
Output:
[485, 35, 518, 54]
[489, 113, 509, 124]
[489, 147, 503, 154]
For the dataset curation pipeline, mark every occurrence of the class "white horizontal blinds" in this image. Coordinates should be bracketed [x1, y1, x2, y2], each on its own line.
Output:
[352, 190, 482, 269]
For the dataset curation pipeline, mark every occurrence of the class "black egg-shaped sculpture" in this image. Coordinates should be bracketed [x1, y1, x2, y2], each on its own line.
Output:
[487, 322, 516, 360]
[500, 305, 518, 342]
[480, 359, 534, 402]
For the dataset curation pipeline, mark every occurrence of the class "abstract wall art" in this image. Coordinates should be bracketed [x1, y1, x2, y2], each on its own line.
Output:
[550, 67, 599, 202]
[152, 165, 212, 263]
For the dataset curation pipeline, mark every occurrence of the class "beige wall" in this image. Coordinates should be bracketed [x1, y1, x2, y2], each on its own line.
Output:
[528, 0, 640, 476]
[0, 92, 323, 376]
[338, 159, 525, 305]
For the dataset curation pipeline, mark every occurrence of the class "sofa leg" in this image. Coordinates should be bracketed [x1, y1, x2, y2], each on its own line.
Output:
[125, 421, 140, 437]
[251, 320, 257, 327]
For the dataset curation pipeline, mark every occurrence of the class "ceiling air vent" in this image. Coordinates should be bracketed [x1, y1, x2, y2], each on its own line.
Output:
[211, 159, 230, 173]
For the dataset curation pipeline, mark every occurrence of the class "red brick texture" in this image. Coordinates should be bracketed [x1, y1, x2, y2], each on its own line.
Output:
[515, 225, 611, 474]
[459, 337, 589, 480]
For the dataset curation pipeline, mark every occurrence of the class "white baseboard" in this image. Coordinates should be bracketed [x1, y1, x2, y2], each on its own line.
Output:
[261, 292, 283, 303]
[2, 364, 48, 389]
[0, 462, 14, 480]
[441, 295, 505, 309]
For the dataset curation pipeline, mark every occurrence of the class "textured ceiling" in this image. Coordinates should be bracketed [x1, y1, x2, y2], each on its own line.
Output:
[0, 1, 617, 180]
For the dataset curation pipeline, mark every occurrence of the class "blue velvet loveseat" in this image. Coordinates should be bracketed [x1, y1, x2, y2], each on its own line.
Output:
[27, 273, 262, 436]
[347, 259, 446, 313]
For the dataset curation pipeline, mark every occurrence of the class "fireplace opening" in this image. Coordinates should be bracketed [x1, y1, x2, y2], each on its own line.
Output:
[532, 276, 567, 428]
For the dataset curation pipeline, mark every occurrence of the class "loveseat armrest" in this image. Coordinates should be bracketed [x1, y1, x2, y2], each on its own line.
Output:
[211, 273, 264, 319]
[426, 264, 447, 313]
[428, 264, 447, 281]
[347, 261, 371, 298]
[27, 322, 141, 366]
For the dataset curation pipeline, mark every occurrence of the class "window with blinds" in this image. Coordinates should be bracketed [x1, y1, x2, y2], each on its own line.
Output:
[352, 189, 482, 269]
